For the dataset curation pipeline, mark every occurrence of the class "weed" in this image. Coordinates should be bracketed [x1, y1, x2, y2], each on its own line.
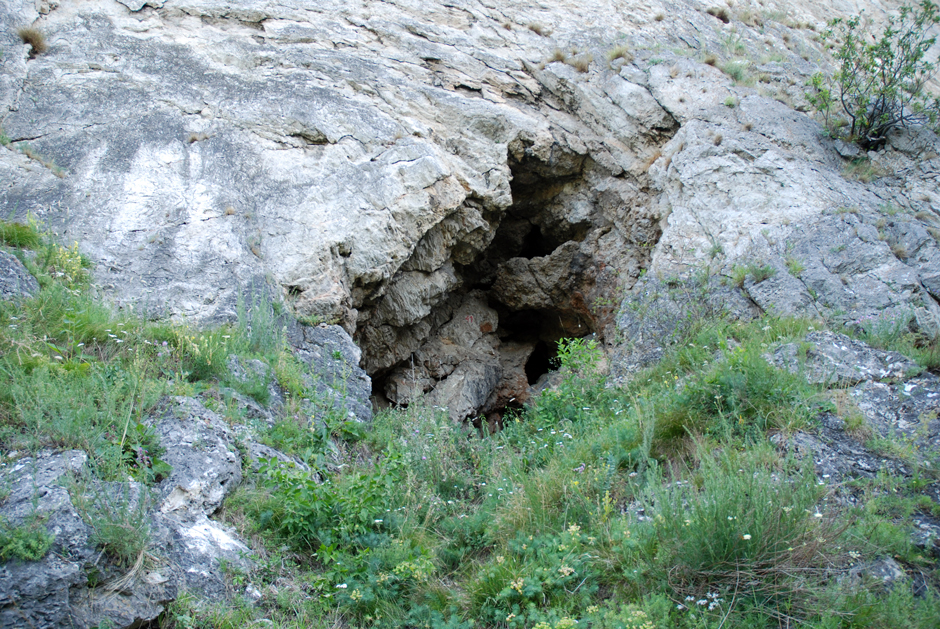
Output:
[17, 27, 47, 57]
[607, 45, 633, 63]
[638, 447, 837, 618]
[747, 262, 776, 283]
[567, 55, 592, 73]
[550, 49, 567, 63]
[706, 7, 731, 23]
[785, 256, 806, 276]
[0, 129, 10, 146]
[528, 23, 549, 36]
[0, 514, 54, 561]
[842, 157, 882, 183]
[730, 264, 748, 287]
[713, 133, 723, 146]
[721, 59, 751, 83]
[703, 53, 718, 66]
[68, 476, 152, 569]
[654, 13, 665, 22]
[15, 142, 65, 177]
[0, 219, 42, 249]
[724, 96, 737, 107]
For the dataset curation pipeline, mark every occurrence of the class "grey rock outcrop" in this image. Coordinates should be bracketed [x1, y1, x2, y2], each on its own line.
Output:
[147, 396, 252, 598]
[0, 451, 177, 629]
[287, 322, 373, 424]
[0, 250, 38, 301]
[0, 395, 293, 628]
[768, 331, 922, 386]
[768, 332, 939, 481]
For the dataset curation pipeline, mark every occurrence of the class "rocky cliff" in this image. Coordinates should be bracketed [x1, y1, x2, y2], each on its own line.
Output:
[7, 0, 934, 423]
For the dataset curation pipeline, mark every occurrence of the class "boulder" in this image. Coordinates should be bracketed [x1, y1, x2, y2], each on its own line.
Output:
[0, 250, 38, 301]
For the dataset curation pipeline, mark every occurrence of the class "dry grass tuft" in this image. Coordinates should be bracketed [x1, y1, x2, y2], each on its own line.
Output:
[18, 27, 48, 57]
[527, 23, 549, 36]
[549, 49, 567, 63]
[568, 54, 592, 73]
[607, 45, 633, 63]
[713, 134, 724, 146]
[655, 13, 665, 22]
[706, 7, 731, 23]
[704, 53, 718, 66]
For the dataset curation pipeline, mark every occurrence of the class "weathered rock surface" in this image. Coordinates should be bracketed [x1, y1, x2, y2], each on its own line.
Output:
[0, 393, 316, 627]
[768, 332, 939, 481]
[286, 321, 373, 424]
[768, 331, 922, 386]
[0, 249, 38, 301]
[0, 450, 177, 629]
[150, 396, 242, 519]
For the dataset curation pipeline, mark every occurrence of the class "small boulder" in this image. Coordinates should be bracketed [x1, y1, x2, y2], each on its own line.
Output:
[0, 250, 38, 302]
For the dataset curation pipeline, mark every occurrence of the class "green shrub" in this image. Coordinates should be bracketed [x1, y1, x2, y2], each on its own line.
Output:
[0, 514, 54, 561]
[809, 1, 940, 149]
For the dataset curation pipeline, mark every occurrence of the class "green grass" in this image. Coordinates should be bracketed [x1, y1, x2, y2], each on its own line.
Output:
[3, 237, 939, 627]
[0, 218, 42, 249]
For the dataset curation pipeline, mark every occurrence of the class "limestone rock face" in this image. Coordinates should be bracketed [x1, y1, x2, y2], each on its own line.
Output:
[768, 331, 922, 386]
[1, 0, 937, 420]
[0, 250, 38, 301]
[0, 451, 177, 629]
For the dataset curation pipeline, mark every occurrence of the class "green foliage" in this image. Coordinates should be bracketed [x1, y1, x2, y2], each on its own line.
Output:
[0, 514, 54, 561]
[747, 262, 776, 283]
[68, 477, 152, 568]
[785, 255, 806, 276]
[0, 218, 41, 248]
[650, 318, 822, 442]
[842, 157, 882, 182]
[258, 453, 405, 550]
[638, 447, 833, 613]
[809, 1, 940, 149]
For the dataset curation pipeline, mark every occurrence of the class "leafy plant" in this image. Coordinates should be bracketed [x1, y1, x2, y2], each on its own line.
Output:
[809, 1, 940, 149]
[0, 514, 54, 561]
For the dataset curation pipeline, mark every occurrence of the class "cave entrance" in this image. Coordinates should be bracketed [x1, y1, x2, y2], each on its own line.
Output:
[524, 341, 556, 385]
[358, 150, 601, 422]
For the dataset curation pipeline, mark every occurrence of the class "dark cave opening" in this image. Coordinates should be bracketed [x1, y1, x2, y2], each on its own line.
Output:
[362, 151, 600, 419]
[524, 340, 556, 384]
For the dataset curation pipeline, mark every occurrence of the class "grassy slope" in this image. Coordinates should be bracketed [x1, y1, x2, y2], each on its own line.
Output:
[2, 221, 939, 628]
